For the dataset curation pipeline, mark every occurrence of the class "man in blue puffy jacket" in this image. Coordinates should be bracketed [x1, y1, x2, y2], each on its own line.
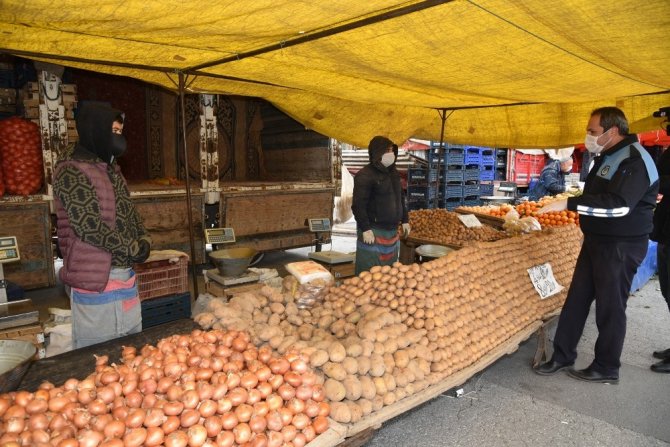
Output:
[528, 156, 573, 201]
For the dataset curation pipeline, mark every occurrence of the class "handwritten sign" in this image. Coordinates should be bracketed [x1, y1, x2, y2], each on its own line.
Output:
[458, 214, 482, 228]
[527, 263, 563, 299]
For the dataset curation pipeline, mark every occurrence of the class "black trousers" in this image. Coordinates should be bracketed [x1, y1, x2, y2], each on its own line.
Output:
[656, 243, 670, 312]
[552, 236, 648, 376]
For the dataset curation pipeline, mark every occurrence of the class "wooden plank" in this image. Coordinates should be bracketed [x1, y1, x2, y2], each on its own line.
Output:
[0, 201, 55, 289]
[454, 208, 506, 229]
[263, 146, 332, 182]
[220, 189, 334, 237]
[341, 320, 543, 440]
[132, 193, 206, 264]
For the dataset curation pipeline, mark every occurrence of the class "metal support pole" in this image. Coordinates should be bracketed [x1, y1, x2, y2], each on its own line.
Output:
[435, 108, 448, 208]
[178, 72, 200, 298]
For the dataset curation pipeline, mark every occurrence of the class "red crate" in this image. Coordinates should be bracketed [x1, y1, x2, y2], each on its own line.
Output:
[135, 257, 189, 301]
[511, 152, 546, 185]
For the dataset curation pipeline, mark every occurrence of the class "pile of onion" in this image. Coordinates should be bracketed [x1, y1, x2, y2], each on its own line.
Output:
[0, 329, 329, 446]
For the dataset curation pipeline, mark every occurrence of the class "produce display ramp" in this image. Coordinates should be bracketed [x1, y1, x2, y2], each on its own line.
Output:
[308, 319, 546, 447]
[454, 207, 506, 229]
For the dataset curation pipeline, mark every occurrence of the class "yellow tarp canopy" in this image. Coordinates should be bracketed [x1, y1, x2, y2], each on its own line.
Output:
[1, 0, 669, 148]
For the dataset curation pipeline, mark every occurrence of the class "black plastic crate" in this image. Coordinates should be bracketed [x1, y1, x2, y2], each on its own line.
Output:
[408, 184, 438, 201]
[446, 147, 465, 165]
[141, 292, 192, 329]
[494, 170, 507, 181]
[462, 197, 482, 207]
[464, 167, 480, 182]
[480, 166, 494, 181]
[408, 167, 438, 183]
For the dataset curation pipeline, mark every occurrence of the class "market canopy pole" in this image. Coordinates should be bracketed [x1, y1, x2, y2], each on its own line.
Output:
[178, 71, 200, 299]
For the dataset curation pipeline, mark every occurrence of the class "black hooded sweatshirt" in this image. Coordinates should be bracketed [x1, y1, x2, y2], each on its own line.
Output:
[351, 136, 408, 232]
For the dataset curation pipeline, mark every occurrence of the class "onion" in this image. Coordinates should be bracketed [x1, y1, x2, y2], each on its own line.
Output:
[265, 411, 283, 431]
[221, 412, 238, 430]
[165, 430, 188, 447]
[281, 424, 297, 442]
[295, 385, 313, 401]
[100, 438, 125, 447]
[269, 359, 289, 375]
[140, 379, 158, 395]
[162, 415, 181, 434]
[235, 403, 253, 423]
[77, 429, 104, 447]
[187, 424, 208, 447]
[278, 384, 295, 401]
[87, 398, 108, 415]
[166, 384, 184, 402]
[268, 374, 283, 390]
[215, 431, 235, 447]
[292, 413, 310, 430]
[197, 399, 217, 418]
[182, 390, 200, 409]
[124, 427, 148, 447]
[203, 415, 222, 437]
[91, 413, 113, 432]
[180, 409, 200, 428]
[303, 424, 316, 442]
[104, 419, 126, 438]
[72, 408, 92, 428]
[240, 372, 258, 390]
[233, 422, 251, 444]
[97, 385, 116, 404]
[267, 431, 284, 447]
[279, 407, 293, 426]
[293, 433, 307, 447]
[5, 417, 25, 433]
[28, 412, 49, 431]
[145, 426, 165, 446]
[313, 415, 329, 434]
[225, 373, 240, 389]
[144, 407, 166, 427]
[251, 433, 268, 447]
[25, 397, 48, 414]
[164, 401, 185, 416]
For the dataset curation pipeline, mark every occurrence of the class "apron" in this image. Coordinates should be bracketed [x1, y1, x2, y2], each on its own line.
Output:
[69, 267, 142, 349]
[355, 228, 400, 275]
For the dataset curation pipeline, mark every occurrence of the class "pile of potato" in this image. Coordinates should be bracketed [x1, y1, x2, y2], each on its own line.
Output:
[196, 226, 582, 424]
[408, 209, 506, 246]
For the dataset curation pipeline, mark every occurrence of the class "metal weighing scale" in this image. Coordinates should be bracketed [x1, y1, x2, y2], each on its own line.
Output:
[204, 227, 261, 287]
[306, 218, 355, 265]
[0, 236, 39, 330]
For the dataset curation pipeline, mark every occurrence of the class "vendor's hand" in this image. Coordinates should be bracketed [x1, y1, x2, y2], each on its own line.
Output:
[537, 199, 568, 214]
[362, 230, 375, 244]
[130, 239, 151, 264]
[402, 223, 411, 238]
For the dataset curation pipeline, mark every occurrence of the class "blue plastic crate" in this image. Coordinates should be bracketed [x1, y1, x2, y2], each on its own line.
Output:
[443, 184, 463, 198]
[463, 197, 482, 207]
[444, 168, 464, 183]
[464, 147, 481, 165]
[479, 166, 495, 181]
[440, 198, 463, 210]
[408, 167, 438, 183]
[464, 167, 480, 182]
[463, 183, 480, 197]
[141, 292, 192, 329]
[408, 184, 438, 201]
[446, 147, 465, 165]
[480, 148, 495, 166]
[479, 183, 494, 196]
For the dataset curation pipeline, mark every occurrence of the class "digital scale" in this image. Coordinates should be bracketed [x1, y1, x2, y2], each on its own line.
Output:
[308, 218, 331, 233]
[204, 268, 261, 287]
[308, 251, 355, 265]
[205, 228, 236, 245]
[0, 236, 39, 329]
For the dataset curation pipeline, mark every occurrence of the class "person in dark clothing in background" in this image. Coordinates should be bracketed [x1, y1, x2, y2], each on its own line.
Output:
[533, 107, 659, 383]
[528, 155, 574, 201]
[53, 102, 151, 348]
[650, 146, 670, 373]
[351, 136, 409, 274]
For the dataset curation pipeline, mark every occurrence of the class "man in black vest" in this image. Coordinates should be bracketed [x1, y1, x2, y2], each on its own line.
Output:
[533, 107, 659, 383]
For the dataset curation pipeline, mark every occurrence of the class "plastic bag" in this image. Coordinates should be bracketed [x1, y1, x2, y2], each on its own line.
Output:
[334, 165, 354, 223]
[283, 274, 333, 309]
[45, 323, 73, 357]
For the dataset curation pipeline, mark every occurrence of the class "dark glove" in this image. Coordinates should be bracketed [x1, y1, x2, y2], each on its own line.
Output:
[130, 239, 151, 264]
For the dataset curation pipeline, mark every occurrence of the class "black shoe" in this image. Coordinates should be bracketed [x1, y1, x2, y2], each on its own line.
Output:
[652, 348, 670, 360]
[651, 358, 670, 374]
[567, 366, 618, 384]
[534, 360, 573, 376]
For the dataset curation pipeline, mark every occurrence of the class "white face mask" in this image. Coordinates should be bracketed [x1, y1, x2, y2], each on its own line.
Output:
[381, 152, 395, 167]
[584, 128, 612, 154]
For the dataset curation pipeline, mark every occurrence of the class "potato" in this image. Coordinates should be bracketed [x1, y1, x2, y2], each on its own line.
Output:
[373, 377, 387, 396]
[270, 302, 285, 314]
[310, 349, 329, 368]
[394, 350, 410, 369]
[358, 376, 376, 401]
[342, 357, 358, 375]
[357, 356, 371, 376]
[322, 362, 347, 381]
[324, 379, 346, 402]
[369, 354, 385, 377]
[347, 401, 363, 423]
[343, 376, 362, 401]
[329, 401, 351, 423]
[328, 342, 347, 363]
[358, 398, 373, 416]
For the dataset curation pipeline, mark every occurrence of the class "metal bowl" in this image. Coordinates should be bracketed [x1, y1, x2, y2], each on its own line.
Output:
[415, 244, 453, 260]
[0, 339, 37, 393]
[209, 247, 259, 277]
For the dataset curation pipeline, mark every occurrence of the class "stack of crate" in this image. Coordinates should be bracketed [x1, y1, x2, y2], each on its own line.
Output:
[0, 87, 17, 118]
[479, 147, 496, 196]
[20, 81, 79, 142]
[494, 148, 508, 180]
[135, 257, 192, 328]
[461, 147, 481, 206]
[407, 165, 439, 210]
[437, 144, 466, 210]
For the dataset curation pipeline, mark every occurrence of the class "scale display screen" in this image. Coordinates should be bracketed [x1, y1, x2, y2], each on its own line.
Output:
[205, 228, 235, 244]
[308, 218, 331, 232]
[0, 236, 19, 263]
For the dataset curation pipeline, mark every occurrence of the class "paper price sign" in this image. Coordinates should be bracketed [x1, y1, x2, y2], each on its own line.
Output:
[527, 263, 563, 300]
[458, 214, 482, 228]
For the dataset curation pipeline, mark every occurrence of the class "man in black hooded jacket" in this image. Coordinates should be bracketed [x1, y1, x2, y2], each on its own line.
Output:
[351, 135, 410, 274]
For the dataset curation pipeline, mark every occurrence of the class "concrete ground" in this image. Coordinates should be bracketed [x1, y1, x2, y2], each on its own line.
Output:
[24, 227, 670, 446]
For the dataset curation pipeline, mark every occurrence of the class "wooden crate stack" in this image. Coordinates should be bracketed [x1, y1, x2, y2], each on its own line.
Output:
[20, 81, 78, 143]
[0, 324, 46, 359]
[0, 87, 17, 117]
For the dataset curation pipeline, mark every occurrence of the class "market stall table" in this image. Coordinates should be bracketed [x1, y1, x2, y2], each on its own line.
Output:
[18, 318, 198, 391]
